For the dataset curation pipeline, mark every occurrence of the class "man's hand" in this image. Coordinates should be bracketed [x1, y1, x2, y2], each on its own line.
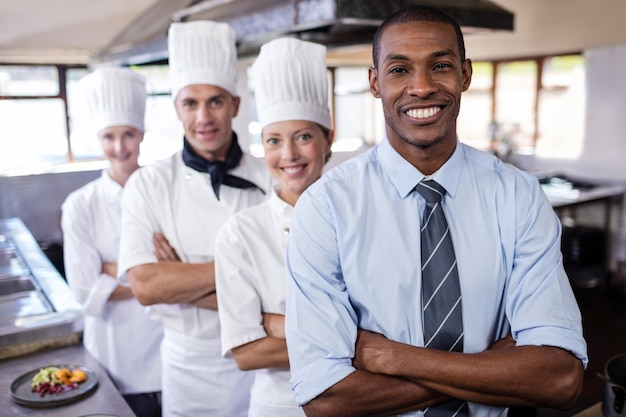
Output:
[355, 332, 517, 376]
[353, 329, 397, 374]
[190, 292, 218, 309]
[262, 313, 286, 339]
[129, 261, 217, 307]
[102, 262, 118, 278]
[101, 262, 134, 301]
[153, 232, 181, 262]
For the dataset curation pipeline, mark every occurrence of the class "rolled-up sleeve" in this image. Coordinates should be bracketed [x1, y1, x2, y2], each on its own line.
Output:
[215, 219, 267, 357]
[507, 178, 588, 367]
[285, 189, 357, 405]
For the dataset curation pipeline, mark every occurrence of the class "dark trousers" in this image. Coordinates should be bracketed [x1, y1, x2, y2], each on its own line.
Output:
[123, 391, 162, 417]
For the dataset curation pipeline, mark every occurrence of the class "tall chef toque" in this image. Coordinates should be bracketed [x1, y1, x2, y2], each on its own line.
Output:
[252, 37, 331, 129]
[168, 20, 238, 100]
[80, 67, 147, 134]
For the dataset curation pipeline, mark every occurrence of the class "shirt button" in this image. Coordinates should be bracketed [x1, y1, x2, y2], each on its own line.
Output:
[283, 227, 290, 235]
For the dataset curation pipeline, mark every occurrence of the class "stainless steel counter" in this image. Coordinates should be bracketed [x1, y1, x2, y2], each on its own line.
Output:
[0, 217, 83, 356]
[0, 219, 136, 416]
[0, 342, 136, 416]
[544, 182, 625, 292]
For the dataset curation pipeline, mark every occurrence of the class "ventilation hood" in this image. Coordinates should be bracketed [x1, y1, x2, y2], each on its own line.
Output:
[94, 0, 514, 65]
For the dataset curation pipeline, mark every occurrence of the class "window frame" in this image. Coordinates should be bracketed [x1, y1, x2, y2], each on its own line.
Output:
[477, 51, 583, 152]
[0, 63, 87, 162]
[0, 52, 585, 168]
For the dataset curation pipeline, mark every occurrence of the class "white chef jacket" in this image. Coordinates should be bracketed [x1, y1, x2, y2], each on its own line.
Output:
[117, 149, 273, 416]
[216, 187, 305, 417]
[61, 170, 163, 395]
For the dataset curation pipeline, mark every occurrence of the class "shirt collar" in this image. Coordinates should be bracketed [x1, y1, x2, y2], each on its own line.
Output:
[269, 185, 294, 216]
[379, 136, 464, 199]
[101, 169, 124, 202]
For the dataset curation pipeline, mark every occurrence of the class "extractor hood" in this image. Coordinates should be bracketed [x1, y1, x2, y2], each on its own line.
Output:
[94, 0, 514, 65]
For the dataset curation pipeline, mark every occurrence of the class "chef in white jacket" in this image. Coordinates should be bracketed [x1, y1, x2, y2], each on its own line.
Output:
[61, 67, 163, 417]
[117, 20, 273, 417]
[215, 38, 334, 417]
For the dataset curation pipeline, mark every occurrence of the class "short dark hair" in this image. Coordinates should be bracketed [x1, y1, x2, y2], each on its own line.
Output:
[372, 5, 466, 69]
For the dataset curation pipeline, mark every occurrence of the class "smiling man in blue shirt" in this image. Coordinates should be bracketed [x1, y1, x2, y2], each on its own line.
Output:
[284, 5, 588, 417]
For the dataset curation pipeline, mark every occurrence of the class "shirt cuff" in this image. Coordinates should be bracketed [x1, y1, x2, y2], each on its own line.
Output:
[82, 273, 118, 316]
[515, 325, 589, 368]
[290, 358, 355, 405]
[221, 328, 267, 358]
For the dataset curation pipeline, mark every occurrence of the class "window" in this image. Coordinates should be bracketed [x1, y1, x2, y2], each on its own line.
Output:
[0, 63, 183, 175]
[0, 53, 585, 175]
[456, 53, 585, 159]
[131, 65, 183, 164]
[535, 55, 585, 158]
[68, 67, 99, 160]
[494, 60, 538, 154]
[458, 61, 494, 151]
[0, 65, 60, 96]
[0, 65, 86, 174]
[333, 66, 378, 150]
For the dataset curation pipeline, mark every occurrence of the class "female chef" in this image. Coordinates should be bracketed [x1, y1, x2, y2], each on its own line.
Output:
[61, 67, 163, 417]
[214, 37, 333, 417]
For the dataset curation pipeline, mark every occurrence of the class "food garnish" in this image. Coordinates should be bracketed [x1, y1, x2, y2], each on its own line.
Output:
[30, 366, 86, 396]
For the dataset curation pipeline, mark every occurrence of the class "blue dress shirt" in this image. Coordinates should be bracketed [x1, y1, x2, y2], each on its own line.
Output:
[285, 138, 588, 417]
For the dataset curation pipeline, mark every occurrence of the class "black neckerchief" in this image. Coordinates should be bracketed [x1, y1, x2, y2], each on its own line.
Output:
[182, 133, 265, 200]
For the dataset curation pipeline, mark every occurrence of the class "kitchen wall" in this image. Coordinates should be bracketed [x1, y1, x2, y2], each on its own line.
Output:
[0, 169, 100, 273]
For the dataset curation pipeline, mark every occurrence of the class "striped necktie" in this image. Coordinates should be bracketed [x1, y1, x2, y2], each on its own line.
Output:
[417, 179, 468, 417]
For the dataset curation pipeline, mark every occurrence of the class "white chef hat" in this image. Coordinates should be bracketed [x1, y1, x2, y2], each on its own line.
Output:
[168, 20, 238, 100]
[252, 37, 331, 130]
[80, 67, 147, 134]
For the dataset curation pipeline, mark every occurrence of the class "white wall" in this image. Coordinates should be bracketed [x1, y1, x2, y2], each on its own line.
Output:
[580, 45, 626, 178]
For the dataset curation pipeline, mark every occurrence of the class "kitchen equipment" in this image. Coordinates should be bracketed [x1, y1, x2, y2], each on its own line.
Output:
[0, 218, 82, 359]
[603, 354, 626, 417]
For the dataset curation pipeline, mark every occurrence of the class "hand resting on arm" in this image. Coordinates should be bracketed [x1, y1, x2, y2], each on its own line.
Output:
[127, 232, 217, 309]
[231, 313, 290, 371]
[353, 330, 583, 410]
[102, 262, 133, 301]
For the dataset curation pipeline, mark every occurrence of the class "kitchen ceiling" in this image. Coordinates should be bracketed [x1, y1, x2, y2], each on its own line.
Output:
[1, 0, 626, 66]
[93, 0, 515, 65]
[152, 0, 513, 59]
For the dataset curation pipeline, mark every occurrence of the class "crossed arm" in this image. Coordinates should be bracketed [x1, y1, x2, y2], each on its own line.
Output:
[231, 313, 290, 371]
[127, 232, 217, 309]
[302, 331, 584, 417]
[101, 263, 134, 301]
